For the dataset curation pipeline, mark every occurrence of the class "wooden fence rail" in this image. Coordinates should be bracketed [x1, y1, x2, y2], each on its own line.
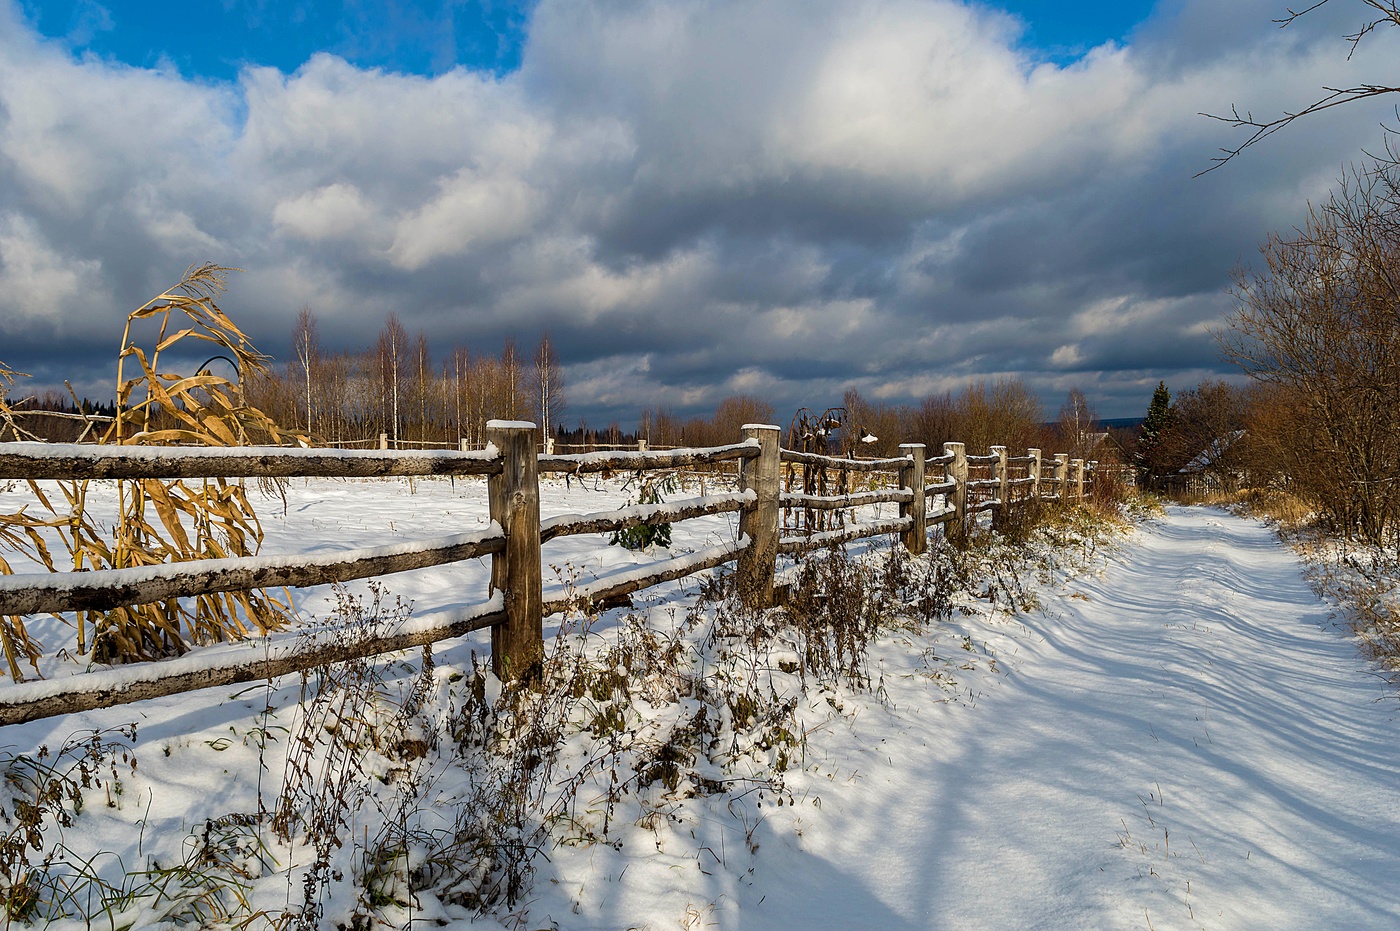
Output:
[0, 422, 1105, 725]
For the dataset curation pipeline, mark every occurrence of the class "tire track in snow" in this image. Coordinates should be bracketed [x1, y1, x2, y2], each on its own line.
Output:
[736, 506, 1400, 930]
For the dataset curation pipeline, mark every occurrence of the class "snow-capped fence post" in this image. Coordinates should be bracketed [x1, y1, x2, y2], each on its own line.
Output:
[737, 424, 781, 610]
[487, 420, 544, 684]
[1086, 460, 1097, 499]
[899, 443, 926, 555]
[1053, 454, 1069, 501]
[1028, 447, 1042, 500]
[990, 445, 1009, 531]
[1072, 459, 1086, 501]
[944, 441, 968, 541]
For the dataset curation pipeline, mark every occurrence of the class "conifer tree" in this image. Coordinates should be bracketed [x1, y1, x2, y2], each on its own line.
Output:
[1135, 381, 1172, 487]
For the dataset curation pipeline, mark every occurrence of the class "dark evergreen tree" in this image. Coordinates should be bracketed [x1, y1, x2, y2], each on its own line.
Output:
[1135, 381, 1172, 487]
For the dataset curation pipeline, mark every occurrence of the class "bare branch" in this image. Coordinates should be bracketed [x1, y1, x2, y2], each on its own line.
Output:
[1201, 0, 1400, 172]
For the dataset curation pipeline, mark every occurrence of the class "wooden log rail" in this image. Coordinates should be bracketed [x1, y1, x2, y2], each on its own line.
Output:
[0, 597, 507, 726]
[542, 539, 749, 616]
[779, 449, 909, 472]
[540, 492, 753, 544]
[0, 422, 1107, 725]
[0, 442, 503, 480]
[778, 518, 912, 555]
[780, 488, 913, 510]
[0, 528, 506, 616]
[539, 441, 758, 475]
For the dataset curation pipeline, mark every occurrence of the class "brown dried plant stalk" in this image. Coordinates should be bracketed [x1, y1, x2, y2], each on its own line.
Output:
[0, 264, 307, 677]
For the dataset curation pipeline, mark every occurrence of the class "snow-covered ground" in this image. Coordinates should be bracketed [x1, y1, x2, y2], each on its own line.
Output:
[0, 479, 1396, 930]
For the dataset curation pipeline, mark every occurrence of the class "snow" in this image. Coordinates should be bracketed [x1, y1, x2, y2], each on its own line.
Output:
[0, 440, 500, 462]
[542, 439, 758, 470]
[540, 491, 753, 538]
[0, 525, 504, 597]
[0, 475, 1397, 930]
[544, 537, 750, 609]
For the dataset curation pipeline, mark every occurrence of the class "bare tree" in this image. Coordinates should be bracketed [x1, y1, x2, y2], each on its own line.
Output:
[1201, 0, 1400, 172]
[1057, 388, 1099, 461]
[447, 346, 470, 444]
[712, 395, 775, 445]
[499, 338, 524, 421]
[1223, 156, 1400, 541]
[292, 306, 319, 436]
[374, 314, 409, 444]
[532, 332, 566, 438]
[1160, 380, 1252, 491]
[912, 391, 957, 452]
[953, 379, 1044, 454]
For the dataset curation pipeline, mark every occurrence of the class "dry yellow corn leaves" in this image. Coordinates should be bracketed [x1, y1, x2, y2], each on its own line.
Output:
[0, 264, 309, 678]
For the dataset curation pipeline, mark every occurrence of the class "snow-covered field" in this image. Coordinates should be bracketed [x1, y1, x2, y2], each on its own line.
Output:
[0, 478, 1396, 930]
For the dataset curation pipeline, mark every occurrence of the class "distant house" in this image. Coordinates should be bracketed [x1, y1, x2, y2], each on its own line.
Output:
[1172, 430, 1247, 493]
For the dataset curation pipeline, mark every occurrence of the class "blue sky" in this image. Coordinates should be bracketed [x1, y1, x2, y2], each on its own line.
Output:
[2, 0, 1397, 426]
[27, 0, 1159, 80]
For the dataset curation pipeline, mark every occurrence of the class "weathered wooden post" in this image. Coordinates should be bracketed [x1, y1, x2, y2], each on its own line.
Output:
[638, 438, 649, 453]
[379, 433, 389, 450]
[459, 438, 470, 452]
[486, 420, 543, 684]
[1028, 448, 1042, 501]
[944, 441, 968, 541]
[991, 445, 1009, 531]
[737, 424, 781, 610]
[1073, 458, 1086, 501]
[1053, 453, 1069, 502]
[1086, 460, 1097, 500]
[899, 443, 926, 555]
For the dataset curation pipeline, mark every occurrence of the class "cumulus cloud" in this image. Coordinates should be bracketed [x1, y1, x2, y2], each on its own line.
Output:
[1, 0, 1398, 422]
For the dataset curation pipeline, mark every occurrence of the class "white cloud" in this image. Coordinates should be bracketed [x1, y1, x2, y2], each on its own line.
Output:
[3, 0, 1400, 422]
[389, 171, 542, 268]
[0, 213, 105, 330]
[273, 183, 380, 243]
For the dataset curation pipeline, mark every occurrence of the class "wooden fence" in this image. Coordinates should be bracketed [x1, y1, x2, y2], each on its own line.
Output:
[0, 422, 1099, 726]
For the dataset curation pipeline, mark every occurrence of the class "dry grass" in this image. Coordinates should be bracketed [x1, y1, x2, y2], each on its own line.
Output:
[0, 264, 306, 677]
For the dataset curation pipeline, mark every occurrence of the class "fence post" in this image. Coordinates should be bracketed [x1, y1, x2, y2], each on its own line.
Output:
[899, 443, 926, 555]
[944, 441, 967, 540]
[379, 433, 389, 450]
[459, 438, 470, 452]
[1073, 459, 1086, 501]
[990, 445, 1008, 531]
[1028, 448, 1042, 501]
[486, 420, 543, 684]
[1054, 454, 1069, 501]
[737, 424, 780, 610]
[638, 438, 648, 453]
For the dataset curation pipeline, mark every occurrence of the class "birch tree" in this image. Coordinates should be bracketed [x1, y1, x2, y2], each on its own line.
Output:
[292, 306, 319, 436]
[533, 332, 566, 438]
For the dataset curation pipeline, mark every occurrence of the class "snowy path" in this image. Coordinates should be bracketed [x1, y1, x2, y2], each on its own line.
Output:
[688, 506, 1400, 930]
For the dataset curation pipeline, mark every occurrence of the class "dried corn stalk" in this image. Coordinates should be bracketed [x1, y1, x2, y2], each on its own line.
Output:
[0, 265, 309, 677]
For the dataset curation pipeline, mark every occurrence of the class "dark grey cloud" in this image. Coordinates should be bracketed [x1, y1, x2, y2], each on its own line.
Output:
[2, 0, 1399, 429]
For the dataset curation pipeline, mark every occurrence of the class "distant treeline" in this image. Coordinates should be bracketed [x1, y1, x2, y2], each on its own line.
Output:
[8, 308, 1124, 461]
[242, 308, 1121, 458]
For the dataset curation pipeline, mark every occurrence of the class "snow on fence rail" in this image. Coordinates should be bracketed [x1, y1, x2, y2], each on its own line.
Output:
[0, 423, 1100, 725]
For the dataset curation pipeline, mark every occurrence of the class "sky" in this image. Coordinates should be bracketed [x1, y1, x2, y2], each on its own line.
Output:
[1, 0, 1398, 428]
